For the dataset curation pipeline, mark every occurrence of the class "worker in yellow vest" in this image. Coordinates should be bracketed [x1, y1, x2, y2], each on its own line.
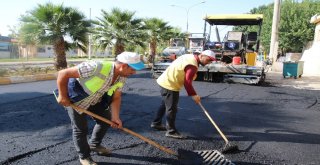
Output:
[54, 52, 144, 165]
[151, 50, 216, 139]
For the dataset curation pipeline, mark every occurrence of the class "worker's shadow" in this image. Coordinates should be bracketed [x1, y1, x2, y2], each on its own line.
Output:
[97, 153, 178, 165]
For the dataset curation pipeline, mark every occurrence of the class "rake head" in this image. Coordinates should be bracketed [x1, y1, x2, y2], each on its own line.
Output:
[178, 149, 235, 165]
[222, 143, 239, 154]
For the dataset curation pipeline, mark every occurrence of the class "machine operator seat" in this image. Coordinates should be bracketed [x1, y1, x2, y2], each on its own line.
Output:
[246, 32, 257, 51]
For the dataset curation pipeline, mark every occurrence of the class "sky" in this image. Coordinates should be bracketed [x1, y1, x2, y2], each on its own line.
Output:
[0, 0, 273, 39]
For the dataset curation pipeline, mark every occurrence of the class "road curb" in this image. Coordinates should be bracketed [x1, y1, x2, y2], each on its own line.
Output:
[0, 63, 151, 85]
[0, 73, 57, 85]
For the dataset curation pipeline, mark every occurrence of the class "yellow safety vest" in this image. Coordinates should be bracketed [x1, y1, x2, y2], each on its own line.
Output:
[157, 54, 198, 91]
[78, 61, 123, 96]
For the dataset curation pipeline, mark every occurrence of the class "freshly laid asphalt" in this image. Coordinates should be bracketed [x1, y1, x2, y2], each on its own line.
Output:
[0, 69, 320, 165]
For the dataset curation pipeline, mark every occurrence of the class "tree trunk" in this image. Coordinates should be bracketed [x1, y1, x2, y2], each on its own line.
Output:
[54, 37, 67, 70]
[114, 41, 125, 60]
[148, 40, 157, 63]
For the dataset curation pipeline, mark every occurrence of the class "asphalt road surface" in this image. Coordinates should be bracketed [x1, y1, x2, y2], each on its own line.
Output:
[0, 70, 320, 165]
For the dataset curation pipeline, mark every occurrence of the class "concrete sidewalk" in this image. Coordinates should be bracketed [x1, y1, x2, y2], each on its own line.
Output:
[266, 71, 320, 90]
[0, 73, 57, 85]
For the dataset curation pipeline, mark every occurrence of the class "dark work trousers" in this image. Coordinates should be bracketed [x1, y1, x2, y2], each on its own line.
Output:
[66, 97, 112, 159]
[152, 86, 180, 134]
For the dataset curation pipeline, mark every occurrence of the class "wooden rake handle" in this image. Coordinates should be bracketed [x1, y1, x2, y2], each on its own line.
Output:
[70, 104, 178, 156]
[198, 102, 229, 144]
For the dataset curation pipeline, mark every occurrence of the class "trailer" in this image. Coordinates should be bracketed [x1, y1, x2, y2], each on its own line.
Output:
[152, 34, 207, 78]
[152, 38, 187, 78]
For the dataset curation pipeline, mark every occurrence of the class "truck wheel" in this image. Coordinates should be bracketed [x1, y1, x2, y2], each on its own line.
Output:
[258, 73, 266, 86]
[195, 72, 204, 81]
[152, 73, 160, 79]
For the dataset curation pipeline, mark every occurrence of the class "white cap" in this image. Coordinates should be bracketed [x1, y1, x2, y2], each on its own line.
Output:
[201, 50, 216, 61]
[116, 52, 145, 70]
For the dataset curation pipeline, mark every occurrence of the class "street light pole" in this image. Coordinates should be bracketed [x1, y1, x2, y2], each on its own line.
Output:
[88, 8, 92, 60]
[171, 1, 206, 33]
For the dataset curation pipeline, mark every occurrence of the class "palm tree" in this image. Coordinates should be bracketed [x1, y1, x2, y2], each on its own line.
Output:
[19, 3, 90, 70]
[92, 8, 147, 56]
[144, 18, 174, 63]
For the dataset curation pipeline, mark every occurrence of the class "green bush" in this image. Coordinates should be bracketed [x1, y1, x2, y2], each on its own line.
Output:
[0, 69, 8, 77]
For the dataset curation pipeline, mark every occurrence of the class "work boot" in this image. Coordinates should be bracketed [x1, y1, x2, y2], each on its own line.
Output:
[150, 123, 167, 131]
[79, 157, 97, 165]
[165, 131, 186, 139]
[90, 145, 112, 156]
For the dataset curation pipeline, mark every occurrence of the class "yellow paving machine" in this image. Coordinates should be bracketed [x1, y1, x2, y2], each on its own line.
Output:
[198, 14, 266, 84]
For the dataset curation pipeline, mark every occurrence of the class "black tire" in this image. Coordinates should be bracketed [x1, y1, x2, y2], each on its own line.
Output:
[258, 73, 266, 86]
[152, 72, 160, 79]
[195, 72, 204, 81]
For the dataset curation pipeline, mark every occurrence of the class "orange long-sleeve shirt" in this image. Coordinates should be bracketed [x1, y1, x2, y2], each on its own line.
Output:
[184, 55, 199, 96]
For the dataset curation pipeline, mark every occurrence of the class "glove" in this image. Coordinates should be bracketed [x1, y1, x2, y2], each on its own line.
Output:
[192, 95, 201, 104]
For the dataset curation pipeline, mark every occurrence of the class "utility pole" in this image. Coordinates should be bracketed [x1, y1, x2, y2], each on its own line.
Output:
[269, 0, 281, 66]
